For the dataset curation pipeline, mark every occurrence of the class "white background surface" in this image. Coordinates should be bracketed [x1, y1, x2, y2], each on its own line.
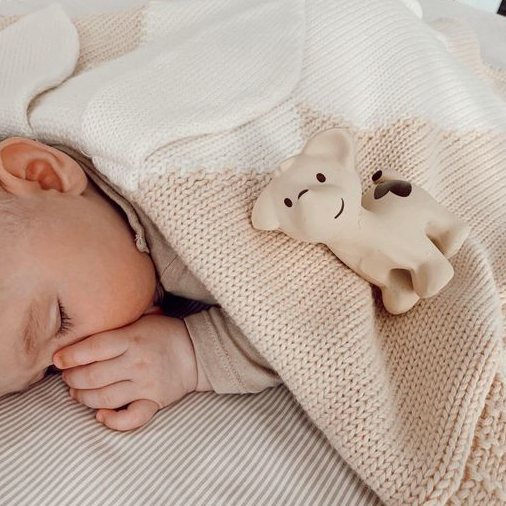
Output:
[0, 0, 504, 68]
[456, 0, 501, 13]
[421, 0, 506, 68]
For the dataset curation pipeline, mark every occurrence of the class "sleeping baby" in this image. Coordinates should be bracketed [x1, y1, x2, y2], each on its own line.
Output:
[0, 137, 281, 431]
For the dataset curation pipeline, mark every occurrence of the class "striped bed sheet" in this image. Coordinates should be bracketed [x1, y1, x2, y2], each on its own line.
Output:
[0, 373, 382, 506]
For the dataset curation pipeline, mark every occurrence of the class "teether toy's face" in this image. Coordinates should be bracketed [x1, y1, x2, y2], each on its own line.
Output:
[252, 129, 361, 244]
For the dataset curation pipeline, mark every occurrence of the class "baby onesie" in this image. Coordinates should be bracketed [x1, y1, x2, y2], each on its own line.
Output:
[53, 144, 282, 395]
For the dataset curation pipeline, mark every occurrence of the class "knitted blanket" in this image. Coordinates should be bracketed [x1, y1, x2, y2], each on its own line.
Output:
[1, 1, 506, 504]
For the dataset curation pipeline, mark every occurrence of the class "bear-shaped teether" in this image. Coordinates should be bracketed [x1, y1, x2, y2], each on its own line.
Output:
[251, 128, 470, 314]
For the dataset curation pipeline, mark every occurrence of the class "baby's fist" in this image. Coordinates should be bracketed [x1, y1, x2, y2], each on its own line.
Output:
[55, 314, 198, 431]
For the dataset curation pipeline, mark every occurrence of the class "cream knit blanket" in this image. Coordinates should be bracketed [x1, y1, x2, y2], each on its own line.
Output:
[1, 1, 506, 504]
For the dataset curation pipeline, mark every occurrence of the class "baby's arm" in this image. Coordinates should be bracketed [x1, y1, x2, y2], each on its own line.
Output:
[53, 314, 211, 431]
[184, 306, 282, 394]
[163, 257, 282, 394]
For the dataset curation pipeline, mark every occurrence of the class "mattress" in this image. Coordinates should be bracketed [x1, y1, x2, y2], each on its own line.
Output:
[0, 374, 380, 506]
[0, 2, 504, 505]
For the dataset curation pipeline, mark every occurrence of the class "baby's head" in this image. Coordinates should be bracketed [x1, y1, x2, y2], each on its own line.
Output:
[0, 138, 157, 397]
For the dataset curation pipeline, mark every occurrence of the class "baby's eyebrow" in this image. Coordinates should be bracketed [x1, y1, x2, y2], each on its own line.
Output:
[22, 300, 44, 359]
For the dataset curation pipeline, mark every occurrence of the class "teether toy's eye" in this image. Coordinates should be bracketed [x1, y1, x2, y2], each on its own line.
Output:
[284, 198, 293, 208]
[316, 173, 326, 182]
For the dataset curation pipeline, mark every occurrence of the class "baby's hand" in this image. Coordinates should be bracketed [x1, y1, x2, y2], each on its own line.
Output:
[53, 315, 198, 432]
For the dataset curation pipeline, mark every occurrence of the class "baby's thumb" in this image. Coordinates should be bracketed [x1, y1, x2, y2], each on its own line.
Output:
[96, 400, 159, 431]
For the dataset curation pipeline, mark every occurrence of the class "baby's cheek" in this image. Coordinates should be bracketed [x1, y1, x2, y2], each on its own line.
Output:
[102, 254, 157, 326]
[69, 281, 147, 338]
[101, 287, 149, 329]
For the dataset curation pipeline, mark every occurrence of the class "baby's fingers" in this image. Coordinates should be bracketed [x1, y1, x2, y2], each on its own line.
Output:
[54, 331, 129, 369]
[96, 400, 159, 432]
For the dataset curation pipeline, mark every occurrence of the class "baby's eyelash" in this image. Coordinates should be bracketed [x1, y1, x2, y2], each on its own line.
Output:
[58, 301, 74, 336]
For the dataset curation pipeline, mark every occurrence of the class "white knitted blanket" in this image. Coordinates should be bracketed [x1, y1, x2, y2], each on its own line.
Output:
[1, 1, 506, 504]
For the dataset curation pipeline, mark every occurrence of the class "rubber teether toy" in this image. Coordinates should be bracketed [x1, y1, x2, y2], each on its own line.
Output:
[251, 128, 470, 314]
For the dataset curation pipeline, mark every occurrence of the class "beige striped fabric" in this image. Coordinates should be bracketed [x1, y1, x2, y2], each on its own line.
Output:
[0, 374, 381, 506]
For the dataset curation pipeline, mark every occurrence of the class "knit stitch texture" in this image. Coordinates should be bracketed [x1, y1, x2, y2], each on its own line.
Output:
[1, 1, 506, 504]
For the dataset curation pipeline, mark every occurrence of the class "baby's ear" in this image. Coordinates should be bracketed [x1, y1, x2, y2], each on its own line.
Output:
[251, 185, 280, 231]
[302, 128, 355, 172]
[0, 137, 88, 196]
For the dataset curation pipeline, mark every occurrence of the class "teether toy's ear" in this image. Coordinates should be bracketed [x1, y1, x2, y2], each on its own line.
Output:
[251, 186, 280, 231]
[274, 156, 297, 177]
[303, 128, 355, 172]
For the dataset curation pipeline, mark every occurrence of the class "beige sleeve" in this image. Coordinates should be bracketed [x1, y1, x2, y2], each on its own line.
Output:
[161, 255, 282, 393]
[161, 256, 217, 305]
[184, 306, 283, 394]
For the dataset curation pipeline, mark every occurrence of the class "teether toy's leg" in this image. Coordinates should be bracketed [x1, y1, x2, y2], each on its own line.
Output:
[381, 270, 419, 314]
[426, 211, 470, 258]
[411, 243, 454, 298]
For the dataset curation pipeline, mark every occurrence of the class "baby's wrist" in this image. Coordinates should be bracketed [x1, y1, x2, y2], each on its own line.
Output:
[175, 319, 199, 395]
[194, 355, 213, 392]
[182, 320, 213, 392]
